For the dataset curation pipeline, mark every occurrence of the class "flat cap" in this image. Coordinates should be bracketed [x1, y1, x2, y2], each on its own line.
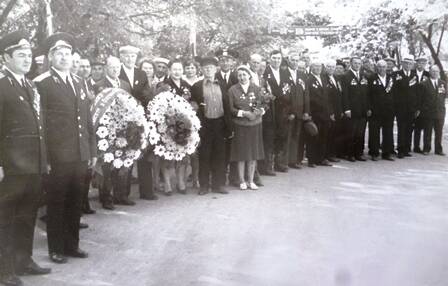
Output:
[199, 56, 219, 66]
[215, 48, 239, 59]
[0, 31, 31, 54]
[401, 54, 415, 63]
[153, 57, 170, 65]
[42, 32, 75, 55]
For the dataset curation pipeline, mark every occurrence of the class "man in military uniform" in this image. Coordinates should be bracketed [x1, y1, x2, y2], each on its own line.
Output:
[341, 56, 370, 161]
[119, 45, 157, 203]
[0, 31, 51, 286]
[419, 65, 446, 155]
[413, 56, 430, 153]
[34, 32, 97, 264]
[94, 56, 132, 210]
[392, 56, 420, 158]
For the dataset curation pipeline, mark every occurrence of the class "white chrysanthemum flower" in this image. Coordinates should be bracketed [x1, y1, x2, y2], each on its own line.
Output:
[96, 126, 109, 138]
[116, 137, 128, 148]
[98, 139, 109, 151]
[113, 158, 123, 169]
[123, 158, 133, 168]
[115, 150, 123, 157]
[154, 145, 166, 157]
[99, 115, 111, 125]
[149, 133, 160, 145]
[104, 153, 114, 163]
[134, 150, 142, 160]
[165, 152, 174, 161]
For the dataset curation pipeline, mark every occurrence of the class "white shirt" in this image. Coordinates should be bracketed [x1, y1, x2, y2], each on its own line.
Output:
[350, 68, 360, 80]
[122, 65, 134, 88]
[378, 74, 387, 86]
[312, 73, 322, 86]
[221, 71, 230, 83]
[271, 67, 280, 85]
[288, 68, 297, 84]
[106, 76, 120, 88]
[416, 70, 424, 81]
[241, 82, 250, 94]
[432, 79, 438, 88]
[52, 68, 75, 93]
[328, 75, 337, 87]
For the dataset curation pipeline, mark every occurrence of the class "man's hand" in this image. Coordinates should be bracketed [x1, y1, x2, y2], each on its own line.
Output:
[46, 164, 51, 174]
[288, 114, 295, 121]
[344, 110, 351, 118]
[0, 166, 4, 182]
[330, 114, 335, 121]
[302, 113, 311, 121]
[415, 110, 421, 118]
[89, 157, 98, 169]
[244, 111, 257, 121]
[367, 110, 372, 117]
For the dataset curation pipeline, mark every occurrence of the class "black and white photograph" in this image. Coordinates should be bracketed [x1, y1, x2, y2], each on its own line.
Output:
[0, 0, 447, 285]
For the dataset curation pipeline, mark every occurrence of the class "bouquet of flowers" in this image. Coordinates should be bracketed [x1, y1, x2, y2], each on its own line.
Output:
[91, 88, 150, 169]
[146, 91, 201, 161]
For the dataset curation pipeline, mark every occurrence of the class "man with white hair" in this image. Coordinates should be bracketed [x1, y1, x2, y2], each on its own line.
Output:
[419, 65, 446, 155]
[248, 53, 262, 86]
[367, 60, 395, 161]
[392, 55, 419, 158]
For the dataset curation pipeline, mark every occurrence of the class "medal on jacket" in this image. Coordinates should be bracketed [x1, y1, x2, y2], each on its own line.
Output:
[350, 79, 357, 86]
[438, 84, 445, 94]
[281, 83, 290, 95]
[409, 77, 417, 87]
[298, 78, 305, 90]
[32, 87, 41, 118]
[385, 80, 393, 94]
[360, 78, 368, 85]
[80, 88, 87, 100]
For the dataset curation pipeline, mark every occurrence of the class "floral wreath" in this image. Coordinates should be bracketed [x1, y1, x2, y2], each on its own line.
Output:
[147, 91, 201, 161]
[91, 88, 150, 169]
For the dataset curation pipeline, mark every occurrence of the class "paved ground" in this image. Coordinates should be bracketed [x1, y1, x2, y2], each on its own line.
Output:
[24, 118, 448, 286]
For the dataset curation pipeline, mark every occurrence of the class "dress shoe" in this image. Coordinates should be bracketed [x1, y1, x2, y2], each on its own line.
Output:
[83, 208, 96, 215]
[49, 253, 67, 264]
[140, 194, 158, 200]
[274, 165, 288, 173]
[212, 187, 228, 194]
[355, 155, 367, 161]
[397, 153, 405, 159]
[0, 274, 23, 286]
[65, 248, 88, 258]
[177, 188, 187, 195]
[239, 182, 247, 190]
[327, 157, 340, 163]
[346, 156, 356, 162]
[435, 151, 446, 156]
[382, 156, 394, 161]
[308, 163, 316, 168]
[17, 260, 51, 276]
[79, 222, 89, 229]
[115, 198, 136, 205]
[102, 202, 115, 210]
[404, 153, 412, 157]
[198, 187, 209, 195]
[288, 163, 302, 169]
[248, 182, 259, 190]
[317, 160, 332, 166]
[371, 156, 379, 161]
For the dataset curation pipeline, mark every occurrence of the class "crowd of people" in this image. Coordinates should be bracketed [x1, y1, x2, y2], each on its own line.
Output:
[0, 29, 446, 286]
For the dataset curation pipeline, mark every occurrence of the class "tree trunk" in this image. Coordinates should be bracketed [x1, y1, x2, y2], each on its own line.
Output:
[419, 30, 446, 81]
[0, 0, 18, 28]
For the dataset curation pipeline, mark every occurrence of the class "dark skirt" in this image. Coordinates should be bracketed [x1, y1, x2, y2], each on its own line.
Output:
[230, 123, 265, 162]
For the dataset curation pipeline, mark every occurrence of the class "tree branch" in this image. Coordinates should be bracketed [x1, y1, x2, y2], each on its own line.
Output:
[0, 0, 18, 27]
[419, 30, 446, 81]
[436, 16, 447, 56]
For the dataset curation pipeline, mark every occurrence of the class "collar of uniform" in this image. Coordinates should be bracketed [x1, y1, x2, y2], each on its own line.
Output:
[350, 68, 359, 77]
[106, 75, 119, 87]
[51, 67, 71, 83]
[4, 66, 25, 85]
[288, 68, 297, 76]
[221, 70, 230, 77]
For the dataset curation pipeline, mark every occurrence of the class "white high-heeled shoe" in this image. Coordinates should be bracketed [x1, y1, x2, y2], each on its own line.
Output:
[239, 182, 248, 190]
[249, 182, 258, 190]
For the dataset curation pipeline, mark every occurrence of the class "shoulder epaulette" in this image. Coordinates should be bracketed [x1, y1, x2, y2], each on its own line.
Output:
[33, 71, 51, 82]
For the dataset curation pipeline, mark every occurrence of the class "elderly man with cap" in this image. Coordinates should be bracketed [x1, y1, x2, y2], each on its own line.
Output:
[90, 57, 105, 83]
[0, 31, 51, 286]
[34, 32, 97, 264]
[191, 56, 231, 195]
[392, 55, 420, 158]
[419, 65, 447, 156]
[413, 56, 430, 153]
[341, 55, 370, 161]
[153, 57, 170, 83]
[119, 45, 158, 203]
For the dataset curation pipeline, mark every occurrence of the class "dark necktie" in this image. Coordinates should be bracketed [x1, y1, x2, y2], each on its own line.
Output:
[224, 73, 227, 83]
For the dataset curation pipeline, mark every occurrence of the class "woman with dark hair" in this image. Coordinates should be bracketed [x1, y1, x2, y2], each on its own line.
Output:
[139, 58, 156, 87]
[228, 65, 265, 190]
[183, 59, 201, 86]
[155, 59, 192, 195]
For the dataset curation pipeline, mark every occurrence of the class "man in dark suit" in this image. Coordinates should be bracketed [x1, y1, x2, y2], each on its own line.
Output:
[286, 53, 310, 169]
[413, 56, 430, 153]
[119, 45, 157, 204]
[94, 56, 133, 209]
[419, 65, 446, 155]
[263, 50, 292, 173]
[323, 60, 344, 162]
[367, 60, 395, 161]
[191, 57, 231, 195]
[392, 56, 420, 158]
[306, 60, 334, 167]
[0, 31, 51, 286]
[34, 32, 97, 264]
[341, 56, 370, 161]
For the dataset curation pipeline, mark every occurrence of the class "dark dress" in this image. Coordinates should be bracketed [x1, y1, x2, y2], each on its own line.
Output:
[227, 83, 265, 161]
